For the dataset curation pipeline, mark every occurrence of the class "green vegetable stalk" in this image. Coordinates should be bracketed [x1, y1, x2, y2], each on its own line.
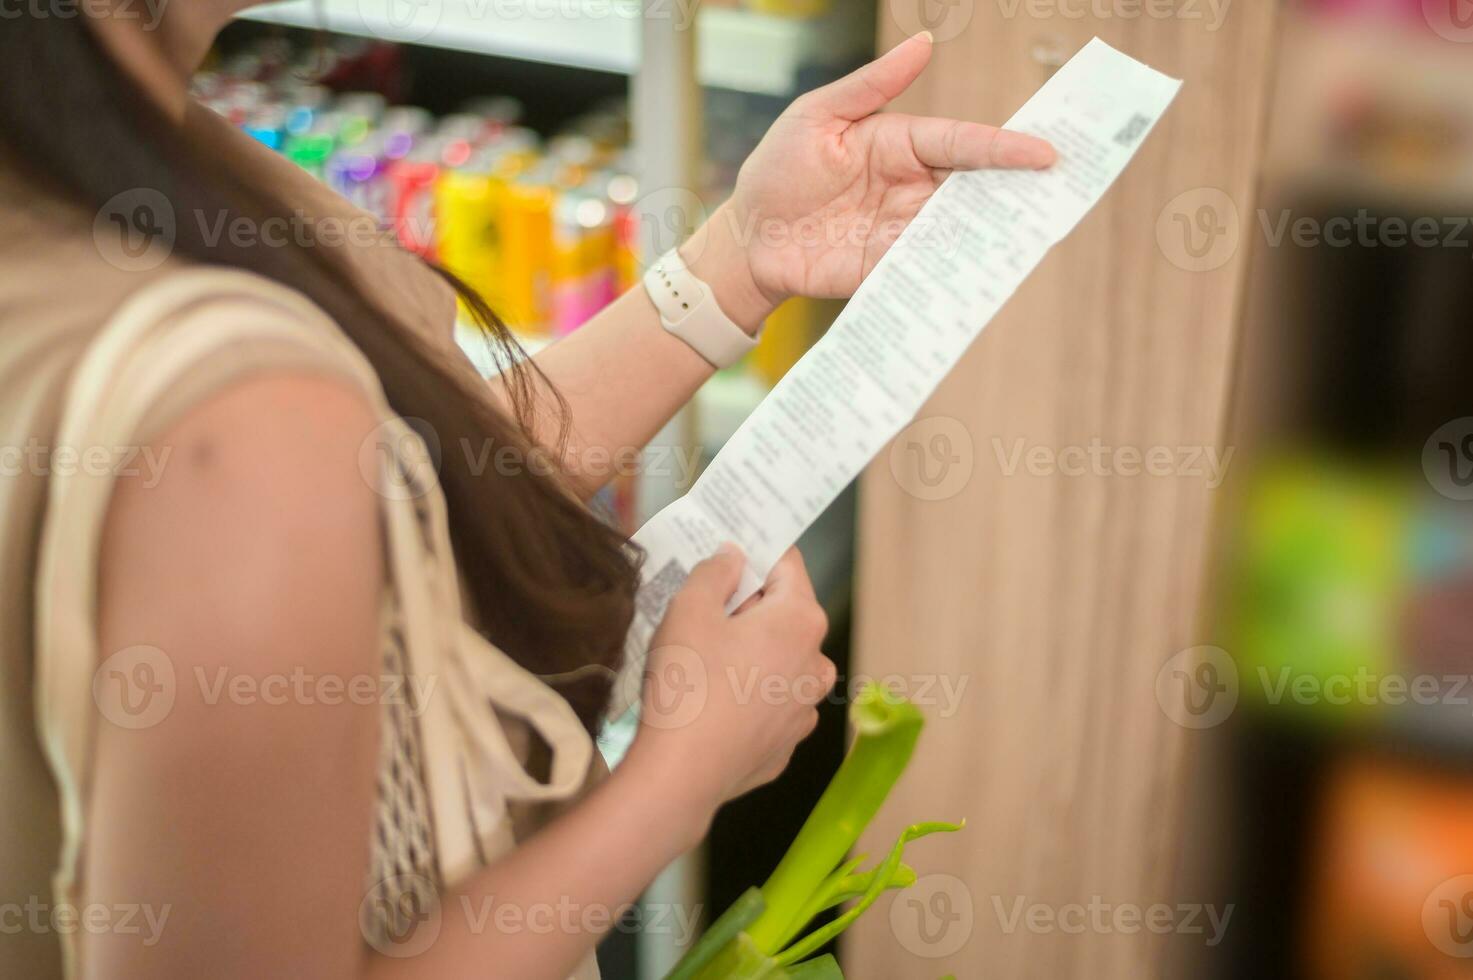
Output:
[663, 683, 962, 980]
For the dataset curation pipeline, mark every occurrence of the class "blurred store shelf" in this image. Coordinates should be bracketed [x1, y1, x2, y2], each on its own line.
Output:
[1261, 7, 1473, 206]
[238, 0, 869, 96]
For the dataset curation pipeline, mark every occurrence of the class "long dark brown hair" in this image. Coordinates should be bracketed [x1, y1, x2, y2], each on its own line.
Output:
[0, 18, 639, 733]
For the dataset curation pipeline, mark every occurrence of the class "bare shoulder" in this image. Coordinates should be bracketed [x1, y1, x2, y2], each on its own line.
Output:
[98, 369, 386, 703]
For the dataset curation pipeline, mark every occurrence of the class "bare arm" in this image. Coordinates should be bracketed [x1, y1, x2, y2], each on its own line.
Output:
[487, 206, 772, 502]
[88, 374, 385, 977]
[87, 372, 833, 979]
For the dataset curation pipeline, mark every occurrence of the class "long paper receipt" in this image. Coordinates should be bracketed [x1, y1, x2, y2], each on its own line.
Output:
[612, 38, 1182, 715]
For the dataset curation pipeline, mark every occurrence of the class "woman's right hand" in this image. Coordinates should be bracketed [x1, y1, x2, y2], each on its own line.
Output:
[628, 545, 836, 824]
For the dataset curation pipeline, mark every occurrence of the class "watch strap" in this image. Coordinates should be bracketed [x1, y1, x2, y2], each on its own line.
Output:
[643, 248, 759, 369]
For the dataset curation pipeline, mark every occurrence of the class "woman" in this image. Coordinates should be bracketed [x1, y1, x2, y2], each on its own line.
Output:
[0, 7, 1053, 979]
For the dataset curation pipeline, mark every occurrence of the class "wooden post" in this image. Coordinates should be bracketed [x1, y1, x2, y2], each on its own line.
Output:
[847, 6, 1282, 978]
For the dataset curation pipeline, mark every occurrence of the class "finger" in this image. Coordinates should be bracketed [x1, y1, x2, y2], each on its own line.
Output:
[792, 658, 836, 706]
[814, 654, 838, 695]
[906, 117, 1057, 171]
[679, 542, 747, 606]
[737, 746, 795, 796]
[732, 589, 764, 615]
[762, 547, 817, 601]
[803, 31, 934, 122]
[760, 745, 799, 785]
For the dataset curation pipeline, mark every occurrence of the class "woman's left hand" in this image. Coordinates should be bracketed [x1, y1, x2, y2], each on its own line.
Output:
[683, 31, 1056, 330]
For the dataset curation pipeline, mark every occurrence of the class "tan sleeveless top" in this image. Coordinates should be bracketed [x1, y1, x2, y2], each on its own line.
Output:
[0, 106, 602, 979]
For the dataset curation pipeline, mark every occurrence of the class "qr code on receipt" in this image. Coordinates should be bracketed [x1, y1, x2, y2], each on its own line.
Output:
[1113, 113, 1152, 147]
[636, 559, 689, 623]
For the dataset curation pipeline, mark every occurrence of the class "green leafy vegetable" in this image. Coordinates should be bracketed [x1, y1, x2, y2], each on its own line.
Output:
[746, 683, 924, 954]
[783, 955, 843, 979]
[664, 889, 767, 980]
[773, 821, 962, 967]
[665, 682, 962, 980]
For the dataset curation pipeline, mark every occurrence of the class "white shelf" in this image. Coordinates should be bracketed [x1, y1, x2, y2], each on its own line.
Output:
[237, 0, 868, 96]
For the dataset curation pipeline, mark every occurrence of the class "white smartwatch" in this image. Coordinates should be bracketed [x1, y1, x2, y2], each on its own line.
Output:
[643, 248, 760, 369]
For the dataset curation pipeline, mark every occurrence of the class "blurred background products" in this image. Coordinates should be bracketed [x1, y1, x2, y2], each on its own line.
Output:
[197, 36, 638, 336]
[1305, 754, 1473, 980]
[201, 27, 857, 353]
[1204, 4, 1473, 977]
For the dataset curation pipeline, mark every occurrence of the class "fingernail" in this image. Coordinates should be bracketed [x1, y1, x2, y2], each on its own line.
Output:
[717, 542, 742, 558]
[915, 30, 934, 44]
[1000, 133, 1057, 169]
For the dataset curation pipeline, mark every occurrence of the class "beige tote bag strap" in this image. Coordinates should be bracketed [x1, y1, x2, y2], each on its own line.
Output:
[378, 441, 594, 808]
[370, 421, 593, 881]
